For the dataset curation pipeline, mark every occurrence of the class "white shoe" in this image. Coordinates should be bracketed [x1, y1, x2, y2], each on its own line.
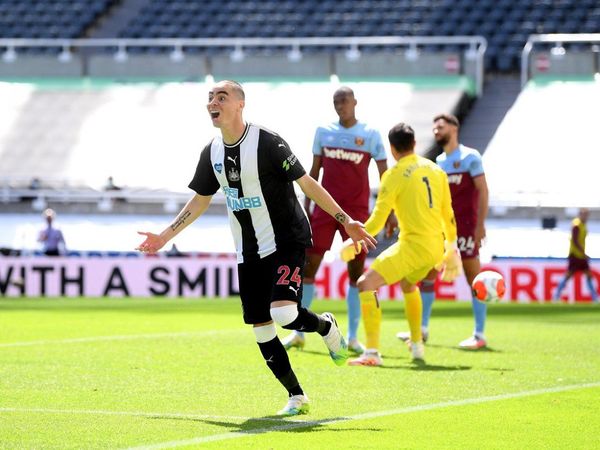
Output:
[281, 332, 305, 350]
[321, 312, 349, 366]
[458, 335, 487, 350]
[410, 341, 425, 361]
[396, 329, 429, 344]
[348, 349, 383, 366]
[348, 339, 366, 355]
[277, 394, 310, 416]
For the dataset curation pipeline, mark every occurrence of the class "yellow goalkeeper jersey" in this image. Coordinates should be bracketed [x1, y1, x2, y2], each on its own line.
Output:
[365, 153, 457, 244]
[569, 218, 587, 259]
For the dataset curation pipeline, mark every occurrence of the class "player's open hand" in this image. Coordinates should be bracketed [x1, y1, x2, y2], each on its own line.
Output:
[136, 231, 167, 254]
[343, 220, 377, 253]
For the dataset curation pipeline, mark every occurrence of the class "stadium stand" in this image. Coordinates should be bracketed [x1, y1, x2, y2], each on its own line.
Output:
[110, 0, 600, 72]
[0, 0, 117, 41]
[0, 0, 597, 71]
[484, 78, 600, 211]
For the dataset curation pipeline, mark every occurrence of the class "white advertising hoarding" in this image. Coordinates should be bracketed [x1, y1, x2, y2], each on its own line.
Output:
[1, 256, 598, 302]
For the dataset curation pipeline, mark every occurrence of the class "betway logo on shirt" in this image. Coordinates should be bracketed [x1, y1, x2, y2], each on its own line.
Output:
[223, 186, 262, 212]
[447, 173, 463, 185]
[323, 147, 364, 164]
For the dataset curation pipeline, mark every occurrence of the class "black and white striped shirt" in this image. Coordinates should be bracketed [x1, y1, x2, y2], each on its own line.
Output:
[189, 123, 312, 263]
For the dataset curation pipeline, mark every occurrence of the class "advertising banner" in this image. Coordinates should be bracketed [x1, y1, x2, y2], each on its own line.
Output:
[1, 255, 598, 302]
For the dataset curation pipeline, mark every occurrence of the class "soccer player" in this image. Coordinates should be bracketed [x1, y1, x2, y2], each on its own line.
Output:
[553, 208, 598, 302]
[136, 80, 377, 416]
[396, 113, 490, 350]
[282, 86, 395, 355]
[347, 122, 461, 366]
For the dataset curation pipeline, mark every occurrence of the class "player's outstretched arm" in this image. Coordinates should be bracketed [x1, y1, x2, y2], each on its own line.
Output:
[137, 194, 212, 254]
[296, 174, 377, 252]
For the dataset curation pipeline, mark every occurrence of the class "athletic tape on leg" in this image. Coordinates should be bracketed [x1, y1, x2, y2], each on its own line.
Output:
[270, 305, 299, 327]
[253, 323, 277, 343]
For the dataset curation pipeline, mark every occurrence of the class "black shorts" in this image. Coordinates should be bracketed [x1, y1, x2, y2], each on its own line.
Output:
[237, 247, 305, 324]
[568, 256, 590, 273]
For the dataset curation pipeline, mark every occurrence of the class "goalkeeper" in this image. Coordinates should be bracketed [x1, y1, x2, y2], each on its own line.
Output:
[396, 114, 490, 350]
[344, 122, 461, 366]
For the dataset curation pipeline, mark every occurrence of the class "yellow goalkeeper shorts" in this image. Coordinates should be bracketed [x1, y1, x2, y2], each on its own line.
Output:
[370, 237, 443, 286]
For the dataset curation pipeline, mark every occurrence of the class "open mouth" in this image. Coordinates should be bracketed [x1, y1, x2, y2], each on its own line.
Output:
[210, 111, 220, 119]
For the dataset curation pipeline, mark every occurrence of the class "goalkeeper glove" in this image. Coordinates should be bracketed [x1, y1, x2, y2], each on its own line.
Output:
[436, 241, 463, 282]
[340, 238, 362, 262]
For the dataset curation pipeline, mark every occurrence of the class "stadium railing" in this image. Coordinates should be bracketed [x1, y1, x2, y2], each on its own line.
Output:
[0, 182, 226, 214]
[0, 36, 487, 96]
[520, 33, 600, 87]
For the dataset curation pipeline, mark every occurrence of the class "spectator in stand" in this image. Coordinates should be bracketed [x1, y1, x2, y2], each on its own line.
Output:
[38, 208, 66, 256]
[29, 177, 41, 190]
[104, 176, 122, 191]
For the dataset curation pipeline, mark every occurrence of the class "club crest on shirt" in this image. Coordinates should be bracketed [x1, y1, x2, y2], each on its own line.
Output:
[355, 136, 365, 146]
[214, 163, 223, 173]
[228, 167, 240, 182]
[453, 161, 461, 169]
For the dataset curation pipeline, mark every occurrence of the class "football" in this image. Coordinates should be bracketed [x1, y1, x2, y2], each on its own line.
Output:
[472, 270, 506, 303]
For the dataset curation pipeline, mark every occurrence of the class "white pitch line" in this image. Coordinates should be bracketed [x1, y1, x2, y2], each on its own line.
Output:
[0, 330, 241, 348]
[0, 407, 292, 424]
[125, 381, 600, 450]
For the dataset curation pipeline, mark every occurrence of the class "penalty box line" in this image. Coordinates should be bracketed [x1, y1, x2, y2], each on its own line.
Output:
[125, 381, 600, 450]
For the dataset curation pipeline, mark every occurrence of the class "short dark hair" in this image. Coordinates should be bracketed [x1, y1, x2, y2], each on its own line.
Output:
[433, 113, 459, 127]
[223, 80, 245, 100]
[333, 86, 355, 98]
[388, 123, 415, 152]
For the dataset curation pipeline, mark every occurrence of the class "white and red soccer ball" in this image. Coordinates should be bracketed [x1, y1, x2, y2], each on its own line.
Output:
[472, 270, 506, 303]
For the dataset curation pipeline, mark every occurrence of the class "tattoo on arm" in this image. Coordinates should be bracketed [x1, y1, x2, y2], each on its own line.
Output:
[171, 210, 191, 232]
[335, 212, 347, 224]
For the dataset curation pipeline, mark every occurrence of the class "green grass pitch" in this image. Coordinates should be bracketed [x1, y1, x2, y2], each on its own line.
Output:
[1, 297, 599, 449]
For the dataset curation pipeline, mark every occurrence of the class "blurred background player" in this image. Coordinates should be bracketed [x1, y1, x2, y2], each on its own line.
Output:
[281, 86, 396, 355]
[346, 122, 460, 366]
[397, 113, 489, 350]
[38, 208, 66, 256]
[553, 208, 598, 303]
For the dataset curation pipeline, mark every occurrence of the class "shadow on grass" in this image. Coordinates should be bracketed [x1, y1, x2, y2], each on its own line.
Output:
[378, 362, 472, 372]
[386, 343, 503, 354]
[289, 348, 373, 360]
[180, 415, 382, 435]
[482, 367, 515, 372]
[456, 346, 502, 354]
